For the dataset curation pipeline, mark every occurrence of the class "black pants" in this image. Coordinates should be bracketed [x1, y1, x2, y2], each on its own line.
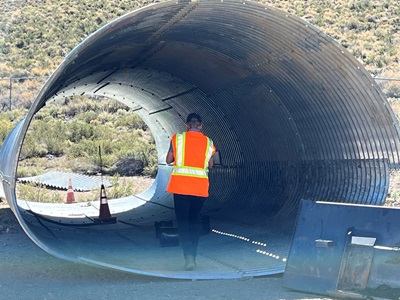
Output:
[174, 194, 206, 258]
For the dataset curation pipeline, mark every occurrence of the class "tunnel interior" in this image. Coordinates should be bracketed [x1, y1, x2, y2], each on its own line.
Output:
[1, 0, 400, 279]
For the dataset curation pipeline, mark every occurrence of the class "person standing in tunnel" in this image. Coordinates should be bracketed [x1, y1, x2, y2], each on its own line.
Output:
[166, 113, 216, 271]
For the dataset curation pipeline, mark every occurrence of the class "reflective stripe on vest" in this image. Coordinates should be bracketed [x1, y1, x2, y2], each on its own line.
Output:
[176, 132, 185, 167]
[172, 166, 208, 178]
[172, 132, 214, 178]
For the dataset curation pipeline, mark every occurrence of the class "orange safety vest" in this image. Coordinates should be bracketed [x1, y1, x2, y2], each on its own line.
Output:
[166, 131, 216, 197]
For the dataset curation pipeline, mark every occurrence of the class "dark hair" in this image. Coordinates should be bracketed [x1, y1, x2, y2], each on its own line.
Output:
[186, 113, 202, 123]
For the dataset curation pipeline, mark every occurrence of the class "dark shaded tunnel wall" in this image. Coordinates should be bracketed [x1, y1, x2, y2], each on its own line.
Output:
[3, 0, 400, 230]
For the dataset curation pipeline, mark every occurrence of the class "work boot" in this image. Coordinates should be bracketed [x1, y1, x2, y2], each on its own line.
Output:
[184, 255, 196, 271]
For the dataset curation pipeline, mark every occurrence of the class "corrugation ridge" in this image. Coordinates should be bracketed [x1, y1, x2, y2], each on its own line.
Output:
[292, 50, 364, 200]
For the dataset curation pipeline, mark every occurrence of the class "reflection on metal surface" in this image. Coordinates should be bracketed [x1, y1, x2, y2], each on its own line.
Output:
[338, 242, 374, 291]
[315, 239, 334, 248]
[351, 236, 376, 246]
[0, 0, 400, 279]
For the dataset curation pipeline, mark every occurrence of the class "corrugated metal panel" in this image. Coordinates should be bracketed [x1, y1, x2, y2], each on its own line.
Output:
[18, 172, 111, 192]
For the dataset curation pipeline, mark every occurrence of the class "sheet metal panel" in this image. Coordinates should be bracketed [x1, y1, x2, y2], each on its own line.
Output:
[18, 172, 111, 192]
[283, 200, 400, 299]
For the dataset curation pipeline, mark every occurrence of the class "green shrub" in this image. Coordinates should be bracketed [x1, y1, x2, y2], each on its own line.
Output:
[76, 110, 98, 123]
[20, 134, 46, 159]
[0, 109, 26, 146]
[67, 120, 98, 143]
[17, 182, 63, 203]
[21, 117, 67, 158]
[114, 111, 146, 130]
[0, 118, 13, 145]
[14, 95, 157, 177]
[106, 173, 135, 199]
[16, 165, 44, 178]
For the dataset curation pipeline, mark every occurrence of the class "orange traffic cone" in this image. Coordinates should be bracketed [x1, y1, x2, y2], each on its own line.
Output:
[65, 178, 76, 204]
[94, 184, 117, 224]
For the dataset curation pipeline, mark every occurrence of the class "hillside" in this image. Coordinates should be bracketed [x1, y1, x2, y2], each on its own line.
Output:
[0, 0, 398, 78]
[0, 0, 399, 110]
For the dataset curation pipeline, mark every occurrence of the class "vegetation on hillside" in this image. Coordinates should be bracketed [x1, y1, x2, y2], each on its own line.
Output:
[17, 96, 157, 178]
[0, 0, 398, 110]
[262, 1, 399, 76]
[0, 0, 154, 78]
[0, 108, 26, 142]
[13, 96, 157, 203]
[0, 0, 398, 78]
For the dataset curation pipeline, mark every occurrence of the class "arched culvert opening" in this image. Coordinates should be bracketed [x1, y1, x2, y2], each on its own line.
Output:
[1, 0, 399, 279]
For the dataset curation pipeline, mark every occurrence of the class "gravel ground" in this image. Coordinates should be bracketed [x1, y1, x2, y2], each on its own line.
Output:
[0, 206, 332, 300]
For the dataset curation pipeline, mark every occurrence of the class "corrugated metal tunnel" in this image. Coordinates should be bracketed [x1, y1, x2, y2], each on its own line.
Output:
[1, 0, 400, 279]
